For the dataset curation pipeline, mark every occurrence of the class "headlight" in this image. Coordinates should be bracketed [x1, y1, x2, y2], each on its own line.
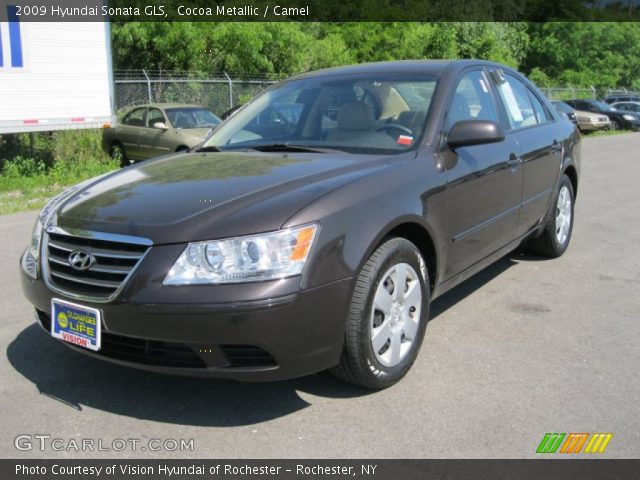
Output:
[163, 224, 318, 285]
[622, 114, 635, 121]
[28, 219, 43, 261]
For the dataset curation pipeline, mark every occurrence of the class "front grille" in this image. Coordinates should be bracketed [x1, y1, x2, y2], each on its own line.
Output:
[44, 231, 149, 299]
[37, 310, 207, 369]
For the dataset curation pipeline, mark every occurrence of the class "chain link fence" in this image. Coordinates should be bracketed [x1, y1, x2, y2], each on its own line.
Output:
[115, 71, 640, 115]
[114, 70, 281, 117]
[540, 86, 640, 101]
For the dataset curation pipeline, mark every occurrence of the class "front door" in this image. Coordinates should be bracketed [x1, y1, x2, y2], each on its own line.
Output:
[139, 107, 175, 159]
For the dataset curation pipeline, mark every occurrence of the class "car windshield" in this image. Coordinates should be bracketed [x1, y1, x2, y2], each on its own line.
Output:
[203, 74, 438, 154]
[165, 108, 221, 129]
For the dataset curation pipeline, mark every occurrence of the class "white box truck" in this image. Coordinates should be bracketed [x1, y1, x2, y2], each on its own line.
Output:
[0, 15, 114, 134]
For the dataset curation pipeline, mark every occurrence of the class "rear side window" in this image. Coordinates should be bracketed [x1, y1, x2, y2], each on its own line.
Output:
[495, 74, 540, 130]
[123, 108, 146, 127]
[446, 70, 499, 129]
[528, 90, 551, 123]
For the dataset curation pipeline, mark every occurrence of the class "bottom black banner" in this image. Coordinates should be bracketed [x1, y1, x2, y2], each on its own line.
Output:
[3, 459, 640, 480]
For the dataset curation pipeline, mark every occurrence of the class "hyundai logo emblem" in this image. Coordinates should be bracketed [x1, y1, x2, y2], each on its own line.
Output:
[68, 250, 95, 271]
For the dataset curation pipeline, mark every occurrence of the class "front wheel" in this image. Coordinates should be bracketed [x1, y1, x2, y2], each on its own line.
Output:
[331, 238, 430, 389]
[526, 174, 575, 258]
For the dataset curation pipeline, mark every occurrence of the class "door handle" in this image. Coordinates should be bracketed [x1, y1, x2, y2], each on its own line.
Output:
[551, 140, 562, 153]
[507, 153, 521, 170]
[140, 131, 147, 136]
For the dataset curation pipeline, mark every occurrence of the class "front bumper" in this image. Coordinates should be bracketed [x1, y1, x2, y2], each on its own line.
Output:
[21, 250, 353, 381]
[579, 121, 611, 131]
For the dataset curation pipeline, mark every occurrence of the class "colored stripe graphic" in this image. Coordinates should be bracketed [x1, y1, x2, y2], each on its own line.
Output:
[537, 433, 613, 454]
[536, 433, 565, 453]
[584, 433, 613, 453]
[560, 433, 589, 453]
[7, 5, 23, 67]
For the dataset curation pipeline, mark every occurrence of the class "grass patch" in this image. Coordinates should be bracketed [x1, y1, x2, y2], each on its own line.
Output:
[582, 128, 639, 138]
[0, 130, 118, 215]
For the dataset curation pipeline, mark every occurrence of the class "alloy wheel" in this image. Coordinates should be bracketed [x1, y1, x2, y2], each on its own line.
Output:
[370, 262, 422, 367]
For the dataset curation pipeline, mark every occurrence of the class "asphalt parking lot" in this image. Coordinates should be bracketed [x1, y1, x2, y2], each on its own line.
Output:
[1, 133, 639, 459]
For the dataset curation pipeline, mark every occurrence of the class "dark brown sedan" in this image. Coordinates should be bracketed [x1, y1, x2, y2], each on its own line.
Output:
[22, 60, 579, 388]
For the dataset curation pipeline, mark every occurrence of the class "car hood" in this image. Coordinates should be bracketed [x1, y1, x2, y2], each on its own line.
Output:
[55, 151, 399, 244]
[179, 127, 212, 138]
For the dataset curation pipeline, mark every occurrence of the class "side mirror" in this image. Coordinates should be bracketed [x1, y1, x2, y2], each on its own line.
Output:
[153, 122, 168, 130]
[447, 120, 505, 149]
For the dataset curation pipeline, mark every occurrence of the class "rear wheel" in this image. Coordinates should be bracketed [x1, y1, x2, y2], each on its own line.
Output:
[526, 174, 574, 258]
[331, 238, 430, 389]
[110, 143, 129, 168]
[610, 118, 621, 130]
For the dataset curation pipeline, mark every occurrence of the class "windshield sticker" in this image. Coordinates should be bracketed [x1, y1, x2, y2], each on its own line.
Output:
[500, 82, 524, 122]
[397, 135, 414, 145]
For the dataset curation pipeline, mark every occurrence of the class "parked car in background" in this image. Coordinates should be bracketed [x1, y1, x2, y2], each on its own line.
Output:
[551, 101, 578, 125]
[565, 99, 640, 130]
[571, 109, 611, 132]
[611, 101, 640, 114]
[604, 94, 640, 104]
[102, 104, 221, 167]
[22, 60, 580, 389]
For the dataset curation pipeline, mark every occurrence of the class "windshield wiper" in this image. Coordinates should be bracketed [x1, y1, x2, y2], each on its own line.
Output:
[248, 143, 342, 154]
[193, 145, 221, 153]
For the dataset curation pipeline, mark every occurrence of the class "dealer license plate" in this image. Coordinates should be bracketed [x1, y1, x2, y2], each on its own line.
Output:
[51, 298, 101, 351]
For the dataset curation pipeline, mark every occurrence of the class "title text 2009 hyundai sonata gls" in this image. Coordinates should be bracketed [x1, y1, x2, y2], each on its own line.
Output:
[21, 60, 580, 389]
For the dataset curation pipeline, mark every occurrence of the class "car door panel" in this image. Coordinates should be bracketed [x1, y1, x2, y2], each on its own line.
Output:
[439, 69, 523, 280]
[512, 124, 561, 232]
[139, 108, 174, 159]
[441, 137, 522, 278]
[489, 70, 569, 237]
[117, 107, 146, 160]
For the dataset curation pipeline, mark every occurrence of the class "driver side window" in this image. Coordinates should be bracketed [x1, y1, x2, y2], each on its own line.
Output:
[447, 70, 499, 130]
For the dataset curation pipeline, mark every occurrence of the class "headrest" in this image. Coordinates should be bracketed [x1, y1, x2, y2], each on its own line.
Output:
[337, 102, 375, 131]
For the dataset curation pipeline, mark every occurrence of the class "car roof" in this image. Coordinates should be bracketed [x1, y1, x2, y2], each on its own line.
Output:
[286, 59, 514, 81]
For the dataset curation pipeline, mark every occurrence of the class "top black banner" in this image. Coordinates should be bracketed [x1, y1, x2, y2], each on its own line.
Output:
[0, 0, 639, 22]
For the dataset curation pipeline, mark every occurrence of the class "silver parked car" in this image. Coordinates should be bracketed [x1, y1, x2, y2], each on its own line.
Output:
[102, 103, 221, 167]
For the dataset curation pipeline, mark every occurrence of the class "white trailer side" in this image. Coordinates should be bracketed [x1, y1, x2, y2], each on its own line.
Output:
[0, 17, 114, 134]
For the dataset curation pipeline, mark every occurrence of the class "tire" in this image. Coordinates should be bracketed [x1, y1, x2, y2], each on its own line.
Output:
[610, 119, 621, 130]
[526, 174, 575, 258]
[176, 145, 189, 153]
[110, 143, 129, 168]
[330, 238, 430, 389]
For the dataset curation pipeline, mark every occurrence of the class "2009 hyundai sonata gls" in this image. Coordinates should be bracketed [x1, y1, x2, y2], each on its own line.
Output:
[21, 60, 580, 389]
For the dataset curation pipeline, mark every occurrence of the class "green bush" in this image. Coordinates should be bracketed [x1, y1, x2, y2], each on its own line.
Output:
[0, 130, 118, 214]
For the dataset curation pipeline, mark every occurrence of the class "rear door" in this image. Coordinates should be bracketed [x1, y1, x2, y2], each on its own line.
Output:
[439, 68, 523, 279]
[490, 71, 561, 235]
[116, 107, 146, 160]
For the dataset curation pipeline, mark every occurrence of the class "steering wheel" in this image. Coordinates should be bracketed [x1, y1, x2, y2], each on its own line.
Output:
[376, 123, 413, 136]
